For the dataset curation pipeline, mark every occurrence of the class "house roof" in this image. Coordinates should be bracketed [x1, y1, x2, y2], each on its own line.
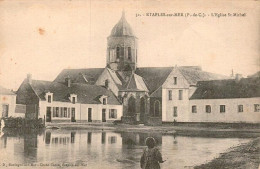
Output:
[121, 73, 149, 92]
[135, 67, 173, 94]
[190, 77, 260, 100]
[0, 85, 15, 95]
[178, 66, 229, 85]
[248, 71, 260, 78]
[29, 80, 121, 105]
[54, 68, 105, 85]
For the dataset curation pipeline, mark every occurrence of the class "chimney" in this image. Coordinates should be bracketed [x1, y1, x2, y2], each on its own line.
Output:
[65, 76, 71, 87]
[27, 74, 32, 84]
[235, 73, 242, 81]
[230, 69, 234, 78]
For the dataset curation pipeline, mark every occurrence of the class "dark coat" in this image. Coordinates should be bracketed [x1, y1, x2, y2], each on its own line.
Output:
[140, 147, 163, 169]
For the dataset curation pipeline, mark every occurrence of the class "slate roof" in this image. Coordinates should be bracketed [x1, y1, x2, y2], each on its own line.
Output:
[190, 77, 260, 100]
[54, 66, 228, 98]
[178, 66, 229, 85]
[110, 11, 135, 37]
[0, 85, 15, 95]
[121, 74, 149, 92]
[29, 80, 120, 105]
[135, 67, 173, 94]
[54, 68, 105, 85]
[248, 71, 260, 78]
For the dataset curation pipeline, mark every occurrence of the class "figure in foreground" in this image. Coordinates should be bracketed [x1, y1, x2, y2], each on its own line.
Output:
[140, 137, 165, 169]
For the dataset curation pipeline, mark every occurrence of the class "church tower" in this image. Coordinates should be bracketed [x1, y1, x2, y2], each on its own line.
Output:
[106, 11, 138, 71]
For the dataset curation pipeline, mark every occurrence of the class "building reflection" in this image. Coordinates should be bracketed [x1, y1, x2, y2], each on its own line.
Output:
[121, 132, 162, 147]
[87, 132, 92, 144]
[24, 133, 38, 162]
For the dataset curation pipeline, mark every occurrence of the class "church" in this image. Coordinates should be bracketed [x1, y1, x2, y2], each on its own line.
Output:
[55, 11, 256, 125]
[16, 11, 260, 125]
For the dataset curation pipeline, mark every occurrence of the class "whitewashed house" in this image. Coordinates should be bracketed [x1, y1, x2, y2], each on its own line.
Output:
[162, 69, 260, 123]
[162, 66, 228, 123]
[189, 77, 260, 123]
[0, 86, 16, 118]
[16, 75, 122, 123]
[0, 86, 25, 118]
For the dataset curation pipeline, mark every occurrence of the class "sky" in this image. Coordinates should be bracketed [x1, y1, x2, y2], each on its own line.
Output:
[0, 0, 259, 90]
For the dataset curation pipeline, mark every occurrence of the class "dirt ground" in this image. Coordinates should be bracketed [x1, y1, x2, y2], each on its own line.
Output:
[194, 137, 260, 169]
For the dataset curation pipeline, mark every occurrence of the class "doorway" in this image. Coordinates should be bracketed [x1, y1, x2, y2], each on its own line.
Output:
[102, 109, 106, 122]
[2, 104, 9, 118]
[46, 107, 52, 122]
[88, 108, 92, 122]
[71, 108, 76, 122]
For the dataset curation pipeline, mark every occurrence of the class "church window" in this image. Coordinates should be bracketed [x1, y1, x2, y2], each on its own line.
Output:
[116, 47, 120, 59]
[154, 100, 160, 117]
[128, 47, 131, 60]
[121, 47, 124, 57]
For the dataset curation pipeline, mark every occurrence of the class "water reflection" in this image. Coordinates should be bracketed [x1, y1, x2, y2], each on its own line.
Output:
[0, 129, 251, 169]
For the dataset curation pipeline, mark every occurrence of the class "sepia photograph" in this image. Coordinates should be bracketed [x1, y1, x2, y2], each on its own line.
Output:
[0, 0, 259, 168]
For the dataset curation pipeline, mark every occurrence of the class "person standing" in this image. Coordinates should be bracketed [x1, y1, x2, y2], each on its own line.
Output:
[140, 137, 165, 169]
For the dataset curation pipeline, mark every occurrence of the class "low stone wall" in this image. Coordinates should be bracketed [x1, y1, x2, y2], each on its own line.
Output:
[121, 116, 135, 124]
[147, 117, 162, 126]
[162, 122, 260, 128]
[51, 119, 71, 123]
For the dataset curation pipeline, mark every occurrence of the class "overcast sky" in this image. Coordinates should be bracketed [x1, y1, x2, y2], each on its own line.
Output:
[0, 0, 259, 90]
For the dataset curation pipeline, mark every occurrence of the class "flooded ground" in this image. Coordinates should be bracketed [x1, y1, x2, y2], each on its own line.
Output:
[0, 129, 251, 169]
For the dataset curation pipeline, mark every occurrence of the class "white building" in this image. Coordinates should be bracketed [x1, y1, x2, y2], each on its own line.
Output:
[0, 86, 16, 118]
[162, 73, 260, 123]
[16, 75, 122, 123]
[0, 85, 25, 118]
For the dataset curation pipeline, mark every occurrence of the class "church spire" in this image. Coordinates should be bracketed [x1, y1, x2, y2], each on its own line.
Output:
[121, 9, 125, 19]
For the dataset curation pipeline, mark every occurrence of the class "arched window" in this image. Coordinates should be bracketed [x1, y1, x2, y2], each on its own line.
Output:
[154, 100, 160, 117]
[128, 47, 132, 60]
[128, 96, 136, 116]
[140, 97, 145, 121]
[116, 47, 120, 59]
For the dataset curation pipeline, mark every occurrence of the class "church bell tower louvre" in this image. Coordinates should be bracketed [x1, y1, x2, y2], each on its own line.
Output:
[106, 11, 138, 72]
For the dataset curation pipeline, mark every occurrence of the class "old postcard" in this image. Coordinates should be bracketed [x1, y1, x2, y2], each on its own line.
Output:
[0, 0, 259, 169]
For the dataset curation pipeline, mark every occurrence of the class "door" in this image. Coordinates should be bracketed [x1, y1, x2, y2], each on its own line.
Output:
[102, 109, 106, 122]
[88, 108, 92, 122]
[2, 104, 9, 118]
[46, 107, 52, 122]
[71, 108, 76, 122]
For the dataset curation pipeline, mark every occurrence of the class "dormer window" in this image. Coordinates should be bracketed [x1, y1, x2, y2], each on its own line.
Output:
[70, 94, 77, 104]
[99, 95, 108, 105]
[46, 92, 53, 103]
[48, 95, 52, 103]
[103, 98, 107, 105]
